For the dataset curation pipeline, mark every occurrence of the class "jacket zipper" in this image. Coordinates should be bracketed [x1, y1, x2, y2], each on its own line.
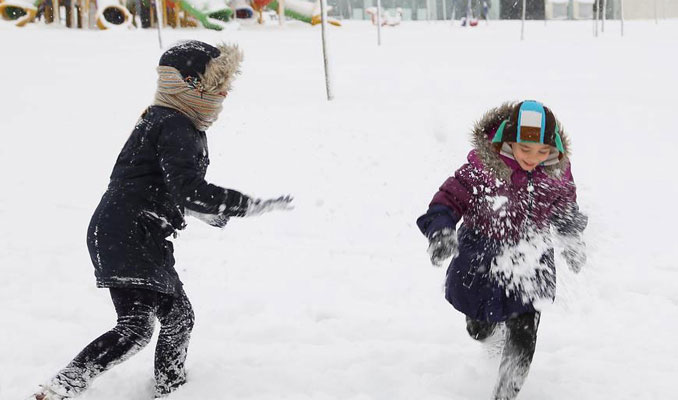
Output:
[526, 171, 535, 224]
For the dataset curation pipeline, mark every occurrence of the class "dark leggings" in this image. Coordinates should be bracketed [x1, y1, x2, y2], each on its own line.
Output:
[49, 288, 194, 398]
[466, 312, 541, 400]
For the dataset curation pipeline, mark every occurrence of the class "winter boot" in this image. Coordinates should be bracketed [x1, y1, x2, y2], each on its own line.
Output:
[491, 313, 540, 400]
[483, 322, 507, 358]
[466, 316, 497, 341]
[466, 317, 507, 358]
[29, 385, 67, 400]
[154, 378, 187, 399]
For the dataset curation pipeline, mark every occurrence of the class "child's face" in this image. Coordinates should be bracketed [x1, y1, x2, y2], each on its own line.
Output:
[510, 142, 552, 171]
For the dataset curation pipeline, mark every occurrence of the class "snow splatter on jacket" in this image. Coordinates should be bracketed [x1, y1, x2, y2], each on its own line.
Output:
[87, 106, 248, 294]
[417, 102, 587, 322]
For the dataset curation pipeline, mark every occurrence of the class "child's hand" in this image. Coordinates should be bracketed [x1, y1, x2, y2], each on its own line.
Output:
[427, 228, 458, 267]
[562, 237, 586, 273]
[185, 208, 230, 228]
[245, 195, 294, 217]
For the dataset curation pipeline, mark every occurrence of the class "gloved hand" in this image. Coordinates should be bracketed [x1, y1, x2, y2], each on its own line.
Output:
[245, 195, 294, 217]
[561, 236, 586, 273]
[184, 208, 229, 228]
[427, 228, 458, 267]
[223, 191, 252, 217]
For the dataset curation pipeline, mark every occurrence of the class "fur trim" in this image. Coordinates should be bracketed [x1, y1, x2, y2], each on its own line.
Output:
[200, 43, 244, 93]
[471, 101, 572, 182]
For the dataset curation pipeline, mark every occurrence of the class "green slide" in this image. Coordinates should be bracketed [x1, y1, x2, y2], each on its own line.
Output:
[178, 0, 232, 30]
[267, 0, 312, 24]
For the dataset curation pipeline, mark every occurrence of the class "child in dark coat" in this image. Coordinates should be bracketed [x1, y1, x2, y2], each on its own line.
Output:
[31, 41, 293, 400]
[417, 100, 587, 400]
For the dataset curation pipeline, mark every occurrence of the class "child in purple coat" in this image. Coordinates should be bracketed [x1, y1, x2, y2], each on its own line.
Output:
[417, 100, 587, 400]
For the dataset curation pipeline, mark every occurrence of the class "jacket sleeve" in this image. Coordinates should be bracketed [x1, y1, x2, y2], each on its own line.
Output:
[157, 119, 249, 217]
[416, 204, 460, 239]
[550, 168, 588, 236]
[416, 164, 476, 239]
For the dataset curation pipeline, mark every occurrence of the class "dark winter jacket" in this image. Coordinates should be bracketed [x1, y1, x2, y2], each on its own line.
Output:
[87, 106, 248, 294]
[417, 102, 587, 322]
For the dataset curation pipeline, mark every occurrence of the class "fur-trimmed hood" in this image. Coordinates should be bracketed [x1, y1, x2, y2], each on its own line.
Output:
[158, 41, 243, 94]
[200, 43, 244, 93]
[470, 101, 571, 183]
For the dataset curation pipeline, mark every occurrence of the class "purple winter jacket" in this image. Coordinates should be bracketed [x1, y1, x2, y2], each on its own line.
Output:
[417, 102, 587, 322]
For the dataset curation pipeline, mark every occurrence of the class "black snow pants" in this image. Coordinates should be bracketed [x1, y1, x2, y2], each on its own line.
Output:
[49, 288, 194, 398]
[466, 312, 541, 400]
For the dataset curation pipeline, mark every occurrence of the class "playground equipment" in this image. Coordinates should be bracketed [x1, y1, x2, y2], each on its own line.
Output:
[95, 0, 131, 29]
[172, 0, 229, 30]
[230, 0, 253, 19]
[278, 0, 340, 25]
[459, 0, 478, 27]
[122, 0, 232, 30]
[0, 0, 38, 26]
[365, 6, 402, 26]
[248, 0, 340, 25]
[3, 0, 337, 29]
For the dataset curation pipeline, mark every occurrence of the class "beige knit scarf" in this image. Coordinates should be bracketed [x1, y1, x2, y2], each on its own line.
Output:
[153, 66, 225, 131]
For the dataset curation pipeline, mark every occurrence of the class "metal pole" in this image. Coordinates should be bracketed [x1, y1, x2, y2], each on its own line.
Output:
[319, 0, 333, 100]
[544, 0, 547, 26]
[84, 0, 90, 28]
[135, 0, 142, 27]
[442, 0, 447, 20]
[153, 0, 163, 49]
[52, 0, 59, 24]
[521, 0, 526, 40]
[278, 0, 285, 25]
[620, 0, 624, 36]
[593, 0, 600, 37]
[68, 0, 75, 27]
[602, 0, 606, 32]
[654, 0, 658, 24]
[376, 0, 382, 45]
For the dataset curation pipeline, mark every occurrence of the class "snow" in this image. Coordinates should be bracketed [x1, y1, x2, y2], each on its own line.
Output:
[491, 230, 555, 303]
[489, 195, 508, 211]
[1, 19, 678, 400]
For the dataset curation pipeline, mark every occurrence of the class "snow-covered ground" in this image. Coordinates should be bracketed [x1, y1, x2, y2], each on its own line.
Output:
[1, 19, 677, 400]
